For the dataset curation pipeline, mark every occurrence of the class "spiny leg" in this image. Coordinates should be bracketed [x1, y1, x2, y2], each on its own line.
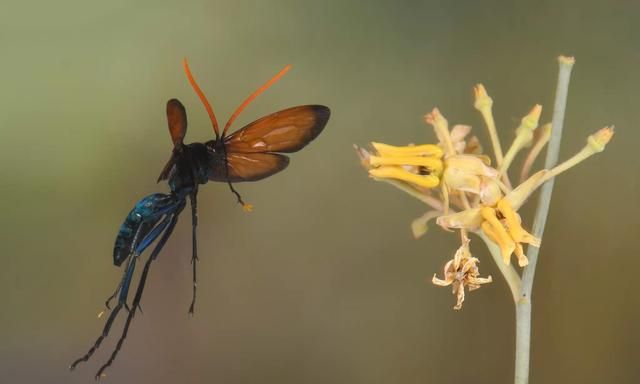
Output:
[128, 214, 178, 314]
[188, 192, 198, 315]
[71, 215, 170, 371]
[103, 257, 133, 310]
[94, 213, 180, 380]
[103, 281, 122, 311]
[70, 256, 138, 370]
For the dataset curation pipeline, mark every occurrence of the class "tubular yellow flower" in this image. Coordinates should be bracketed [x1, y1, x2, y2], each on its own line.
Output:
[357, 141, 445, 190]
[369, 166, 440, 188]
[481, 220, 517, 264]
[432, 238, 492, 310]
[371, 142, 443, 158]
[355, 144, 446, 209]
[481, 200, 540, 266]
[442, 125, 614, 267]
[496, 199, 540, 247]
[369, 155, 443, 175]
[481, 207, 517, 263]
[437, 198, 540, 267]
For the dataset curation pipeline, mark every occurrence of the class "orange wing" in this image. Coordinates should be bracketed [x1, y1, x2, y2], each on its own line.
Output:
[209, 152, 290, 182]
[166, 99, 187, 146]
[223, 105, 330, 153]
[158, 99, 187, 182]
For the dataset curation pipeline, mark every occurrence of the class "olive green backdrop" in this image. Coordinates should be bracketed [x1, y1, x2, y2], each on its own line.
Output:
[1, 1, 638, 383]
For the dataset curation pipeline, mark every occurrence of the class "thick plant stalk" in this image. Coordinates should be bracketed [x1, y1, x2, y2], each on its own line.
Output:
[514, 56, 575, 384]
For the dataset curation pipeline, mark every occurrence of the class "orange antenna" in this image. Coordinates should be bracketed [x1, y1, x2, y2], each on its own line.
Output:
[183, 58, 220, 138]
[222, 64, 292, 137]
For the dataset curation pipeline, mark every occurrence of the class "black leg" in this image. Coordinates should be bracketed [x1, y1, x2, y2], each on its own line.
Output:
[69, 257, 137, 371]
[226, 180, 247, 206]
[94, 213, 180, 380]
[188, 192, 198, 315]
[103, 281, 121, 311]
[70, 214, 170, 372]
[103, 258, 130, 310]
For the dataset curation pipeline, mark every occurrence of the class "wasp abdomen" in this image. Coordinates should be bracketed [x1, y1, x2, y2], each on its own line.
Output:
[113, 193, 177, 266]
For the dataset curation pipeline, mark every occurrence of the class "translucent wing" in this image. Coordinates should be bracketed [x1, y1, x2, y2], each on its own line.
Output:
[209, 152, 290, 182]
[223, 105, 330, 153]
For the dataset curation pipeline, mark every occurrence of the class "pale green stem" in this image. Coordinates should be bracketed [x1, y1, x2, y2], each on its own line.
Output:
[500, 139, 525, 176]
[477, 232, 521, 302]
[514, 56, 575, 384]
[520, 123, 552, 183]
[380, 179, 444, 211]
[480, 106, 504, 166]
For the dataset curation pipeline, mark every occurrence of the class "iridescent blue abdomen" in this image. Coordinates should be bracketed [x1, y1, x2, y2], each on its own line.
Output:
[113, 193, 178, 266]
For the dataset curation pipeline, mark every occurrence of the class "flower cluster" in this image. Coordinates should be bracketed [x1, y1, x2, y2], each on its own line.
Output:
[355, 79, 613, 309]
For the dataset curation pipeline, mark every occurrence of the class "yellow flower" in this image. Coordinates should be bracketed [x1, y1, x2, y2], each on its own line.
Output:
[422, 108, 504, 212]
[355, 54, 615, 316]
[356, 109, 499, 205]
[480, 199, 540, 266]
[355, 142, 444, 189]
[432, 238, 492, 310]
[437, 126, 614, 266]
[443, 154, 500, 195]
[437, 198, 539, 267]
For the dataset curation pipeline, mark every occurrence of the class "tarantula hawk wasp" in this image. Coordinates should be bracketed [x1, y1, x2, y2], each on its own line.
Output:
[70, 59, 330, 379]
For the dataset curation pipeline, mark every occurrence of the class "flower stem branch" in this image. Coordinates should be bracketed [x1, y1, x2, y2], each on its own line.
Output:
[515, 56, 575, 384]
[477, 232, 521, 302]
[520, 123, 552, 183]
[474, 84, 504, 166]
[381, 179, 444, 211]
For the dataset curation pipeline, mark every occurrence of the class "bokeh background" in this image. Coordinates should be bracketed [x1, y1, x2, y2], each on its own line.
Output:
[1, 1, 638, 383]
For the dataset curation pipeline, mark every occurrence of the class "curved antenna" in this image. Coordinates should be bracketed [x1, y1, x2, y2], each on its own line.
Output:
[222, 64, 292, 138]
[183, 58, 220, 139]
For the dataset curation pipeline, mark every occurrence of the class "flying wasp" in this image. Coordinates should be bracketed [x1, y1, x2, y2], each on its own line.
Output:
[70, 59, 330, 379]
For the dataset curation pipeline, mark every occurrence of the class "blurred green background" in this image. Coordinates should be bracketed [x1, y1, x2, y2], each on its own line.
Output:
[1, 1, 638, 383]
